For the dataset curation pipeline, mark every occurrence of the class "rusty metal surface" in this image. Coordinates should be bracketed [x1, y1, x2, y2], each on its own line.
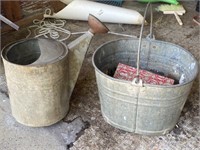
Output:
[88, 14, 109, 34]
[92, 38, 198, 135]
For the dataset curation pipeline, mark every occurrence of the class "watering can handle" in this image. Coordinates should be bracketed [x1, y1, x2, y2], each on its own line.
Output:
[133, 2, 153, 85]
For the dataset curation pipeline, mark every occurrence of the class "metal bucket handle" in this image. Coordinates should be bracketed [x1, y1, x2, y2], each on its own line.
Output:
[132, 2, 153, 85]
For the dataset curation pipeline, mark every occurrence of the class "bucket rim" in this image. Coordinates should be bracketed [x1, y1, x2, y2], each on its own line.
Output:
[92, 38, 199, 88]
[1, 38, 68, 67]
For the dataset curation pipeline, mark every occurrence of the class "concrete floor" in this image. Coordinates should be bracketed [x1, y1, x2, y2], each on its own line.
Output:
[0, 1, 199, 150]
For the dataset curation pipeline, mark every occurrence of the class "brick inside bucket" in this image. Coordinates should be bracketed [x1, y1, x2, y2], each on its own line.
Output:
[114, 63, 174, 85]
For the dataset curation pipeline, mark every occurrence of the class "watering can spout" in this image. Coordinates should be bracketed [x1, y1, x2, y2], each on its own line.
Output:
[68, 14, 109, 50]
[67, 14, 108, 97]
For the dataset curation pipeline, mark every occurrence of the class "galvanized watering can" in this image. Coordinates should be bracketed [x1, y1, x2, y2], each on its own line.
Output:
[92, 3, 198, 135]
[1, 15, 108, 127]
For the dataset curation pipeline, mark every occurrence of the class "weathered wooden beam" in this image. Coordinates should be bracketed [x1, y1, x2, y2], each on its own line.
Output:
[49, 0, 66, 12]
[1, 1, 23, 22]
[1, 1, 66, 34]
[1, 13, 43, 34]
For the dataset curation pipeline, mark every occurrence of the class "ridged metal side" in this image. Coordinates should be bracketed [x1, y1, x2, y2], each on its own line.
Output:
[93, 38, 198, 135]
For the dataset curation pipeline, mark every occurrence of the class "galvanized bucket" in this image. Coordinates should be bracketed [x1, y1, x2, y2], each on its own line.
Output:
[1, 38, 69, 127]
[92, 4, 198, 135]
